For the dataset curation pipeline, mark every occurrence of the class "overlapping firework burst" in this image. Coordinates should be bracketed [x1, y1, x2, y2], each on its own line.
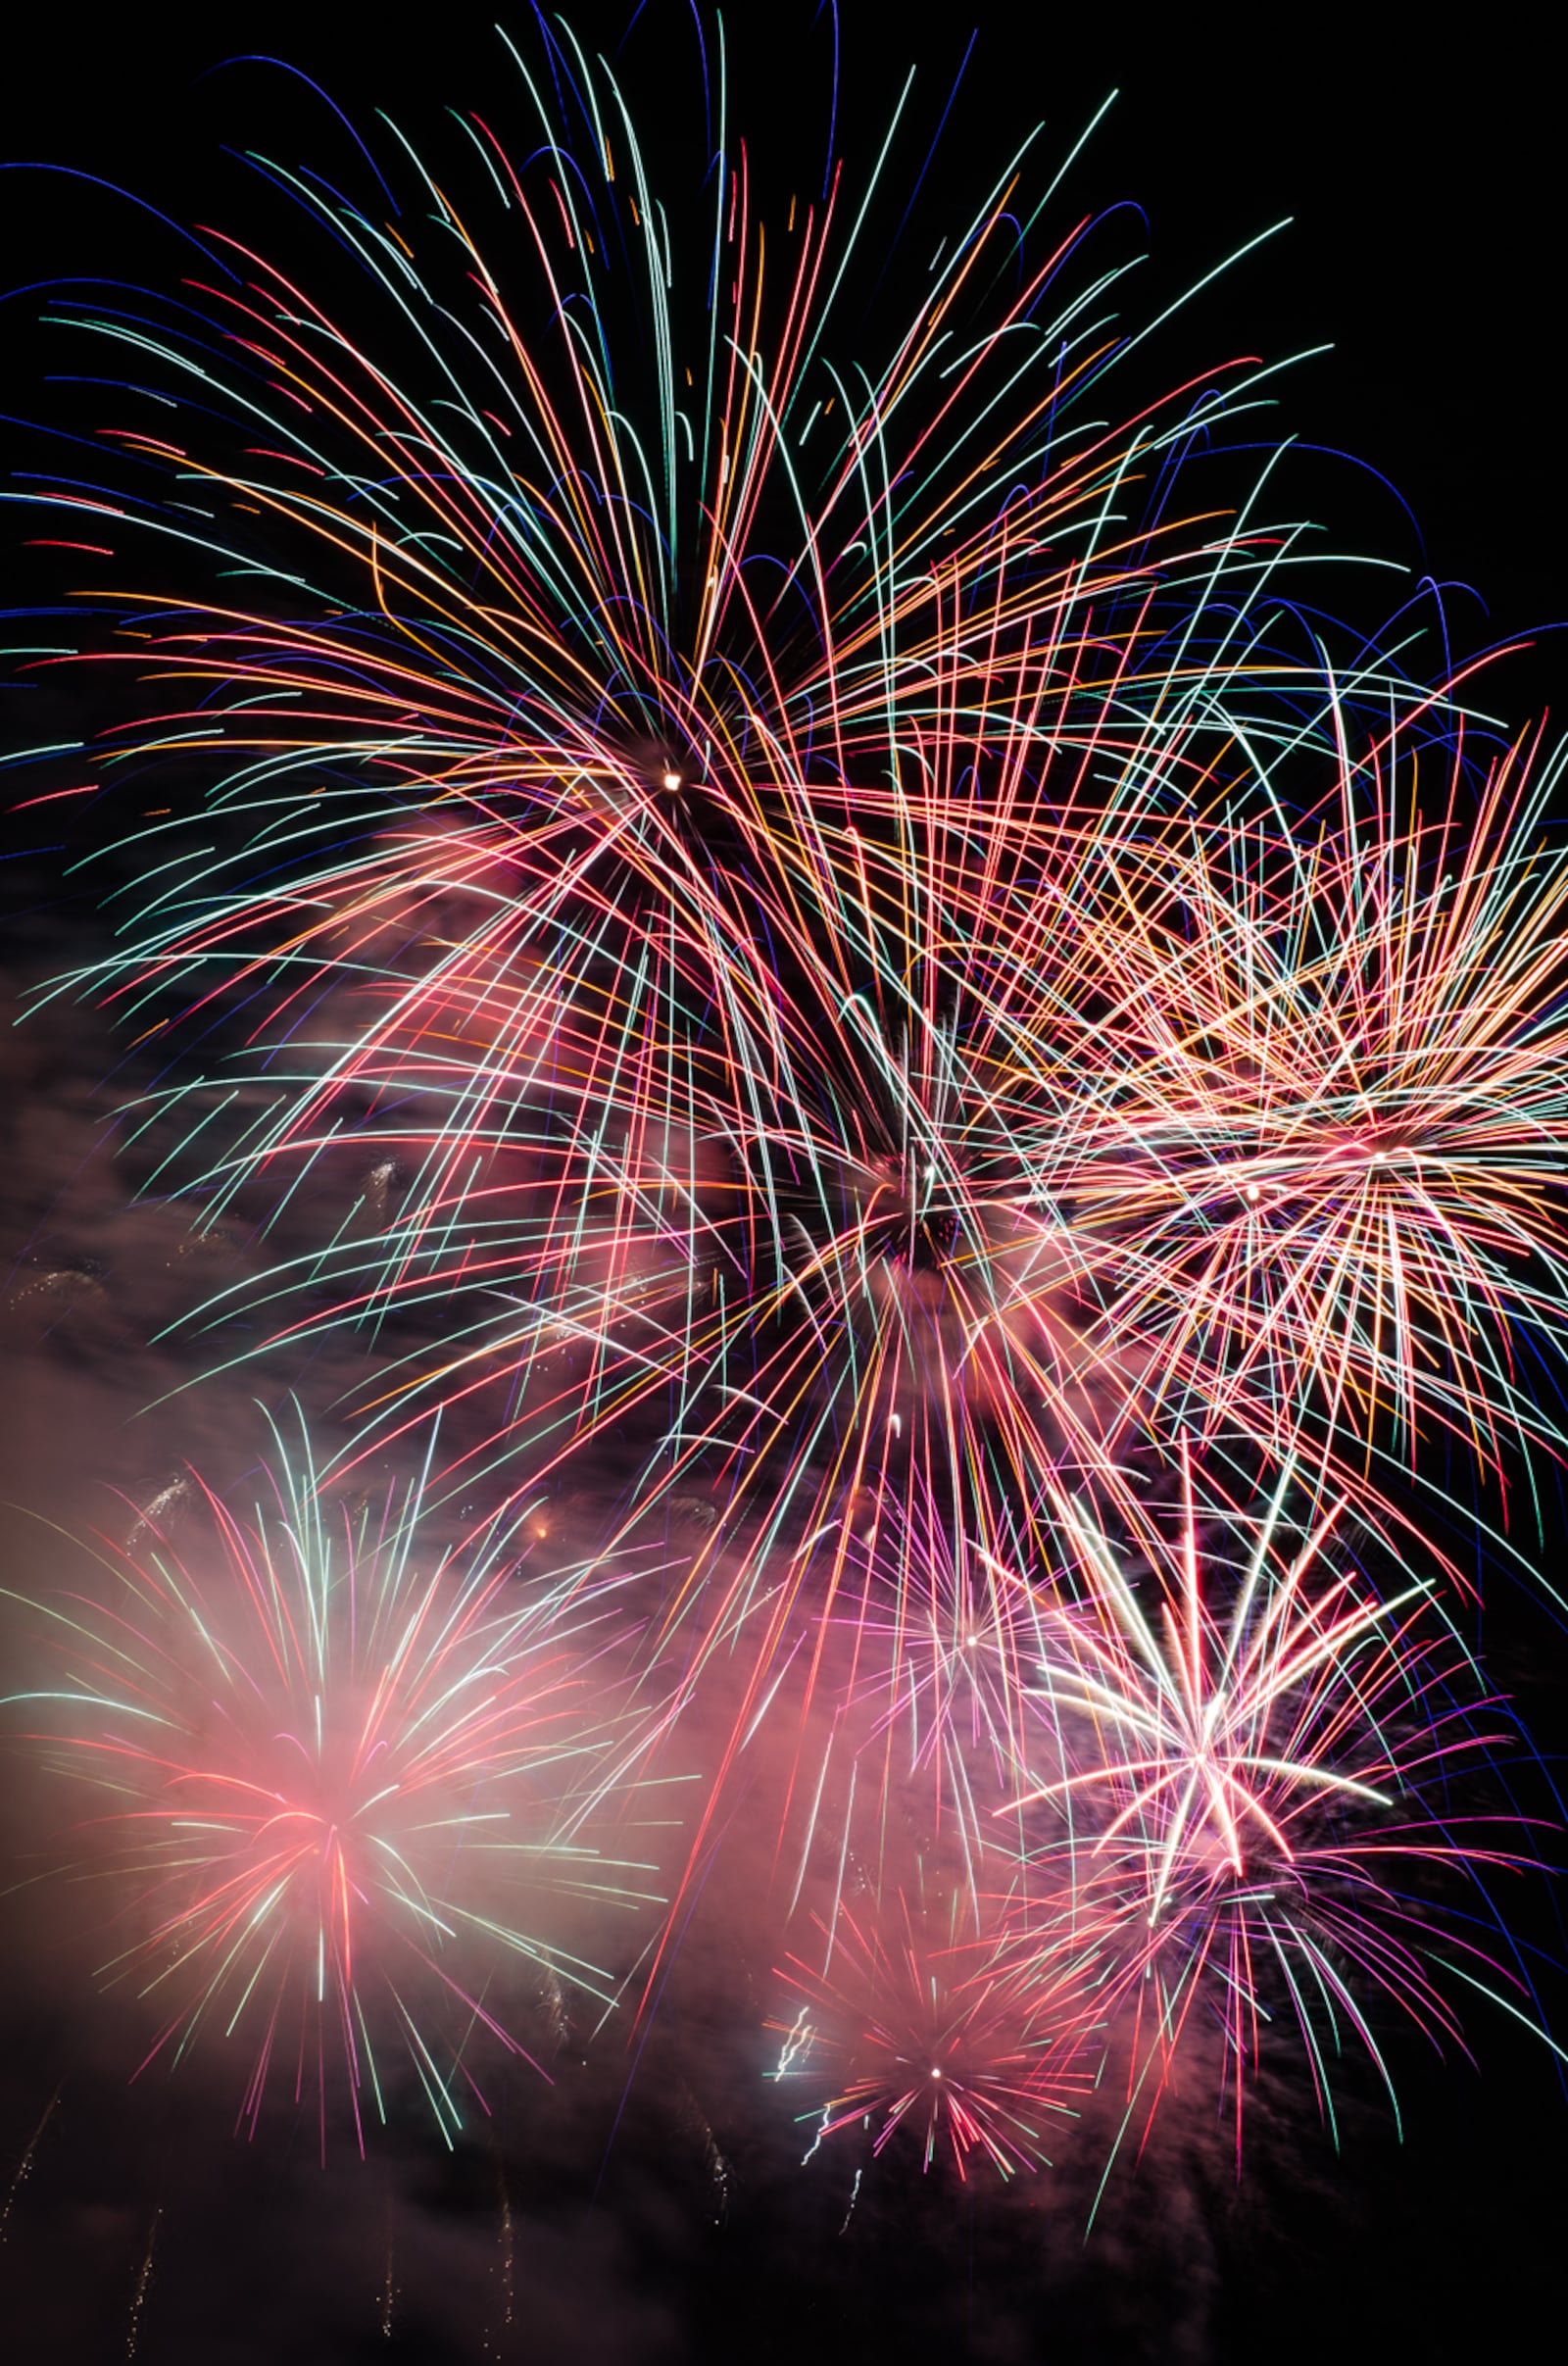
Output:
[5, 8, 1566, 2208]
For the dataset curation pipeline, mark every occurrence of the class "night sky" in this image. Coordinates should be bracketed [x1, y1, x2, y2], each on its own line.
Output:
[3, 8, 1566, 2361]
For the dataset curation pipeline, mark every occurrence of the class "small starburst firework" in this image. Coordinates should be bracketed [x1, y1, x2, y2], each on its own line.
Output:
[770, 1880, 1095, 2179]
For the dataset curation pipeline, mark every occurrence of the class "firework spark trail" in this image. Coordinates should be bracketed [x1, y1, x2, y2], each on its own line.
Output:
[496, 2168, 515, 2341]
[473, 2143, 520, 2357]
[1, 1415, 662, 2154]
[0, 2080, 63, 2244]
[380, 2201, 397, 2341]
[125, 2207, 160, 2362]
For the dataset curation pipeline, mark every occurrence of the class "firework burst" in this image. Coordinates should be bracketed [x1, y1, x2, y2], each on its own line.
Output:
[2, 1417, 653, 2153]
[2, 9, 1562, 2268]
[18, 21, 1456, 1526]
[770, 1877, 1094, 2179]
[1049, 715, 1568, 1498]
[1004, 1450, 1549, 2158]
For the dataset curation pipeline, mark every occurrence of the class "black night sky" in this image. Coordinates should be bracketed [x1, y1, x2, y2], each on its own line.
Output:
[2, 7, 1566, 2361]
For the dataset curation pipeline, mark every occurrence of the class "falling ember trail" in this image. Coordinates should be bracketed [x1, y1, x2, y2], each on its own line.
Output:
[0, 2080, 62, 2244]
[483, 2168, 515, 2355]
[126, 2209, 161, 2361]
[380, 2203, 398, 2341]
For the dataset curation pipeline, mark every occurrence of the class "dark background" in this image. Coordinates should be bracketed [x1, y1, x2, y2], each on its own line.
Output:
[2, 6, 1566, 2360]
